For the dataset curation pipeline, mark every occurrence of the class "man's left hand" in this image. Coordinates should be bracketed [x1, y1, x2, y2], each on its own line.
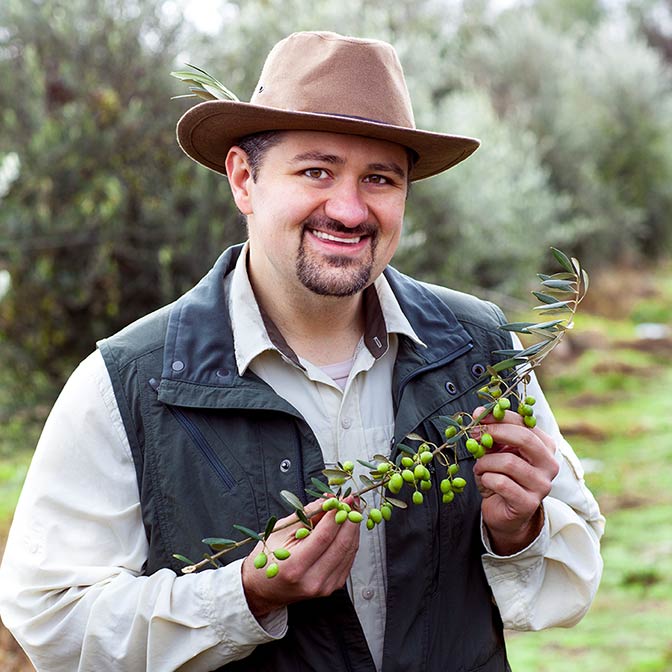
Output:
[471, 406, 559, 556]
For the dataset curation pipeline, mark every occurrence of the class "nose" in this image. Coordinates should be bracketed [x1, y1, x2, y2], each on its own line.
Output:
[324, 179, 369, 228]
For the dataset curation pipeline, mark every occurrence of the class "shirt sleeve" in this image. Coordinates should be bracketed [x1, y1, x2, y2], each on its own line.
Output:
[0, 350, 288, 671]
[480, 336, 605, 630]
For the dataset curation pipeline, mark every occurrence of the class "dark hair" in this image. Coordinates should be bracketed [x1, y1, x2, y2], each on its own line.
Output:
[235, 130, 417, 186]
[234, 131, 284, 181]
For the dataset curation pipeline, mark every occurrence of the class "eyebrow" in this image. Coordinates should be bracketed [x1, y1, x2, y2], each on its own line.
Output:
[289, 152, 407, 180]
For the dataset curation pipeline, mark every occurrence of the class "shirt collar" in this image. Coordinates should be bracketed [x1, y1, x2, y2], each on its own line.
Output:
[228, 243, 425, 377]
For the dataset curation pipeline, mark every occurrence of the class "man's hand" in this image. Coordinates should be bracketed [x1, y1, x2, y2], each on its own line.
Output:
[241, 498, 360, 619]
[471, 406, 559, 556]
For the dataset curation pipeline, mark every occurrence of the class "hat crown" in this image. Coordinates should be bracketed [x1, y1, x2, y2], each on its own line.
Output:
[249, 31, 416, 130]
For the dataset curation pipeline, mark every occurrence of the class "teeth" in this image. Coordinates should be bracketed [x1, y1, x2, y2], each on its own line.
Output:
[312, 230, 361, 244]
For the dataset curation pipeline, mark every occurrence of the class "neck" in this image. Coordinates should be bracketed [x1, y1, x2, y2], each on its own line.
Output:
[250, 274, 366, 366]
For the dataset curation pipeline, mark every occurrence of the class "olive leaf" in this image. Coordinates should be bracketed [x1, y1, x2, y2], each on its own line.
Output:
[202, 537, 237, 550]
[551, 247, 574, 273]
[232, 524, 263, 542]
[280, 490, 304, 512]
[173, 553, 197, 565]
[264, 516, 278, 540]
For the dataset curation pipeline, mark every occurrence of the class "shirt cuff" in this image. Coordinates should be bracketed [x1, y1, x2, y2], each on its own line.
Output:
[198, 559, 288, 652]
[480, 504, 550, 563]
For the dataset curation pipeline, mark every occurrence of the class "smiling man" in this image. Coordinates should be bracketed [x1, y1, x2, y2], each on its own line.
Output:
[0, 32, 604, 672]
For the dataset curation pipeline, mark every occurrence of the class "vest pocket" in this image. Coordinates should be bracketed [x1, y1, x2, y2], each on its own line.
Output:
[167, 405, 237, 490]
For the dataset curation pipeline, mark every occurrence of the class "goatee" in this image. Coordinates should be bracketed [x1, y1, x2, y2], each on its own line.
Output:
[296, 216, 378, 297]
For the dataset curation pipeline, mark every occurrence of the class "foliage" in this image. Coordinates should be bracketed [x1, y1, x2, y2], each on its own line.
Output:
[464, 8, 672, 267]
[1, 0, 671, 389]
[0, 0, 242, 383]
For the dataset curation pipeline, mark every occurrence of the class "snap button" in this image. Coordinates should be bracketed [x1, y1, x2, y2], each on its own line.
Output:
[280, 459, 291, 473]
[445, 381, 457, 394]
[361, 587, 374, 600]
[216, 368, 229, 378]
[171, 360, 185, 372]
[341, 417, 352, 429]
[471, 363, 486, 377]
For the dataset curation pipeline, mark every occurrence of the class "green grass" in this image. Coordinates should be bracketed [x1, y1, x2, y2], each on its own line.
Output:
[505, 264, 672, 671]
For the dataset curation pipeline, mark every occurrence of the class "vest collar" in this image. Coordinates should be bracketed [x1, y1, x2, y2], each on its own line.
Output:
[158, 244, 472, 407]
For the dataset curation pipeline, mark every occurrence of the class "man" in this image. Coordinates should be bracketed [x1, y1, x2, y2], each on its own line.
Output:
[0, 31, 604, 671]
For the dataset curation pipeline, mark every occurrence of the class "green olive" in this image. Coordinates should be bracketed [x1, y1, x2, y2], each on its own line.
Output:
[414, 464, 426, 480]
[492, 405, 506, 421]
[412, 491, 424, 505]
[348, 511, 363, 524]
[389, 473, 404, 493]
[444, 425, 458, 439]
[366, 518, 375, 530]
[377, 462, 390, 473]
[381, 504, 392, 521]
[448, 463, 460, 476]
[369, 508, 383, 524]
[442, 491, 455, 504]
[466, 438, 480, 454]
[322, 497, 339, 512]
[452, 477, 467, 489]
[295, 527, 311, 540]
[420, 451, 434, 465]
[328, 476, 346, 486]
[266, 562, 279, 578]
[253, 552, 268, 569]
[402, 469, 415, 483]
[440, 478, 453, 494]
[524, 415, 537, 428]
[420, 479, 432, 491]
[480, 433, 494, 449]
[335, 510, 348, 525]
[401, 456, 414, 468]
[342, 460, 355, 472]
[525, 395, 537, 406]
[273, 547, 291, 561]
[497, 397, 511, 411]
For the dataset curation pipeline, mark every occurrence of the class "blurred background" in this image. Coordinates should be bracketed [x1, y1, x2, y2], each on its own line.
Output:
[0, 0, 671, 669]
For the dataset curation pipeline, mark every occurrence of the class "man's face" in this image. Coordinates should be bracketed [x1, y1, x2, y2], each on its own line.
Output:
[240, 131, 408, 300]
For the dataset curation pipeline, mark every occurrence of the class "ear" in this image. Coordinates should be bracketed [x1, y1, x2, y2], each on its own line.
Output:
[225, 146, 254, 215]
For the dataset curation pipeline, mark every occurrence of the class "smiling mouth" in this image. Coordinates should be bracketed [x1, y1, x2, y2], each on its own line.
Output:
[310, 229, 363, 245]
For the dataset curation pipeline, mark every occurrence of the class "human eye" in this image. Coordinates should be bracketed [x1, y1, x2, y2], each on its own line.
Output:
[363, 174, 391, 185]
[303, 168, 330, 180]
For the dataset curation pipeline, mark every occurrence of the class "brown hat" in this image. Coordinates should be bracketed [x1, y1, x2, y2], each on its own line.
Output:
[176, 31, 479, 182]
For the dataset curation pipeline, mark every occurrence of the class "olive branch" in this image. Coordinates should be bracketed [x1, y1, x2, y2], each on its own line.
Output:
[174, 249, 588, 576]
[170, 64, 240, 102]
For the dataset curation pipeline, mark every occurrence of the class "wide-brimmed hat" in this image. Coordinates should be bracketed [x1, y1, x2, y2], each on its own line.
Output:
[176, 31, 480, 182]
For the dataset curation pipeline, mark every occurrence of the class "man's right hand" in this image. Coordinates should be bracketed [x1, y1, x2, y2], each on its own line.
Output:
[241, 499, 360, 619]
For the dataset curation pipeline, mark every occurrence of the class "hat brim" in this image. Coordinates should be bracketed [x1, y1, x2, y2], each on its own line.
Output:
[176, 100, 480, 182]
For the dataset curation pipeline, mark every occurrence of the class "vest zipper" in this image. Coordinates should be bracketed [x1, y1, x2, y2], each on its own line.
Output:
[148, 378, 237, 491]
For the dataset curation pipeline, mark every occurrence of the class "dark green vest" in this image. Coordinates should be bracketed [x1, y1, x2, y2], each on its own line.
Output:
[99, 245, 513, 672]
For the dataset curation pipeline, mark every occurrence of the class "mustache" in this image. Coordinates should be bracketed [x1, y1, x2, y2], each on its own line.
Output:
[302, 215, 377, 238]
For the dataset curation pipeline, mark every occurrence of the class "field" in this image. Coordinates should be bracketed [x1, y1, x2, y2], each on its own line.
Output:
[1, 263, 671, 671]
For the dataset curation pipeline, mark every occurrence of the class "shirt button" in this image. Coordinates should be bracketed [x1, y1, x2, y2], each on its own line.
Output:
[361, 587, 374, 600]
[171, 360, 185, 372]
[341, 417, 352, 429]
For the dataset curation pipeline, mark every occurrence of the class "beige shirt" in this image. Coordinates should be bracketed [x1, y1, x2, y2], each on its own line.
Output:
[0, 246, 605, 671]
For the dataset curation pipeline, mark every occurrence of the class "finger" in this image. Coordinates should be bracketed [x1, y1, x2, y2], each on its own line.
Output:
[473, 406, 555, 450]
[473, 451, 554, 499]
[471, 410, 557, 472]
[480, 472, 541, 521]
